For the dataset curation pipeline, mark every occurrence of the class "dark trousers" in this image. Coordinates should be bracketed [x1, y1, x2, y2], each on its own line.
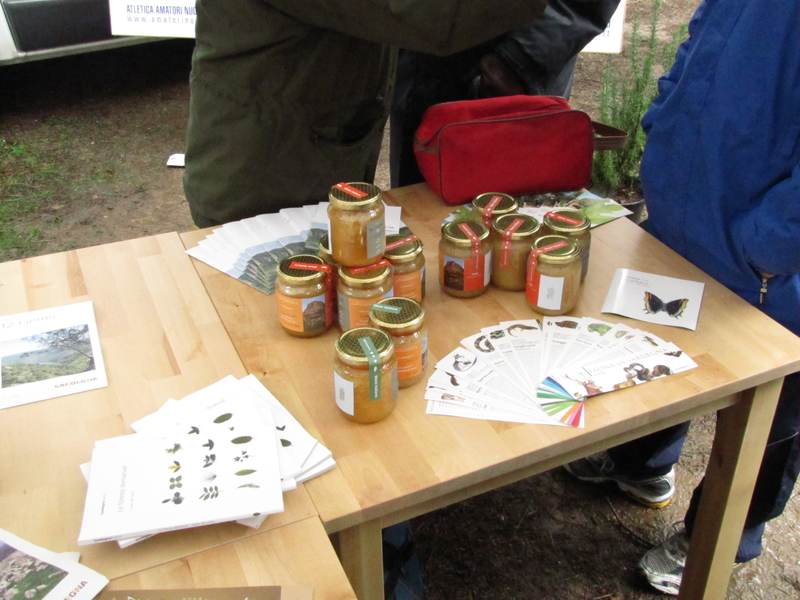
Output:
[608, 372, 800, 562]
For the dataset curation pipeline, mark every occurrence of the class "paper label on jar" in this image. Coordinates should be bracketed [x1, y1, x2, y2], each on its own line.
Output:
[527, 273, 565, 311]
[334, 371, 355, 415]
[395, 340, 425, 380]
[393, 269, 424, 301]
[365, 215, 386, 259]
[441, 253, 491, 291]
[276, 292, 328, 333]
[338, 288, 394, 330]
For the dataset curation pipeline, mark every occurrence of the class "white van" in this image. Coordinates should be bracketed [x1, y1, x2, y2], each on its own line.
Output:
[0, 0, 166, 65]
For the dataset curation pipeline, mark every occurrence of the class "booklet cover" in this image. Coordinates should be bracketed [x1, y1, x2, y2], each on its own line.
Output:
[0, 527, 108, 600]
[0, 301, 107, 410]
[602, 268, 705, 330]
[97, 588, 313, 600]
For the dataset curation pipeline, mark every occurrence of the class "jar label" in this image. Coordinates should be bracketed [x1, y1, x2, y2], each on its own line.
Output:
[500, 218, 525, 268]
[365, 215, 386, 259]
[276, 292, 328, 333]
[334, 371, 355, 415]
[335, 182, 368, 198]
[482, 195, 504, 227]
[546, 211, 583, 226]
[357, 336, 381, 400]
[527, 272, 565, 311]
[339, 289, 394, 330]
[395, 340, 425, 380]
[393, 269, 424, 301]
[441, 252, 491, 291]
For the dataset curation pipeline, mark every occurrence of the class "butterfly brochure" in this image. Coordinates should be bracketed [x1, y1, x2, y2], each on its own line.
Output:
[602, 269, 704, 330]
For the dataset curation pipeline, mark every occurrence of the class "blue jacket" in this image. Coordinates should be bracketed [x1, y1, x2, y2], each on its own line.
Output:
[641, 0, 800, 335]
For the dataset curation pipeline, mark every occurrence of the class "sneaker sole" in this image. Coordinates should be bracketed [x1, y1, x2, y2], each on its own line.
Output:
[564, 467, 673, 509]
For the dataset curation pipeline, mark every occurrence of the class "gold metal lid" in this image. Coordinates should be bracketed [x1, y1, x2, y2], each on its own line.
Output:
[338, 262, 392, 286]
[277, 254, 327, 282]
[369, 297, 425, 334]
[471, 192, 518, 214]
[492, 214, 540, 240]
[532, 235, 579, 264]
[543, 209, 590, 233]
[441, 219, 490, 245]
[384, 234, 424, 263]
[336, 327, 394, 365]
[328, 182, 382, 210]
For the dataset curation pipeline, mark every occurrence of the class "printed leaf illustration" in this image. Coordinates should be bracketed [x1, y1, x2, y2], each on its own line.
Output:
[188, 426, 199, 435]
[168, 461, 181, 472]
[203, 454, 216, 468]
[276, 425, 286, 431]
[233, 450, 250, 462]
[199, 486, 219, 500]
[235, 469, 257, 476]
[238, 483, 261, 489]
[213, 413, 233, 424]
[165, 443, 181, 454]
[202, 439, 215, 450]
[231, 436, 252, 444]
[163, 491, 184, 504]
[280, 438, 292, 447]
[169, 476, 183, 489]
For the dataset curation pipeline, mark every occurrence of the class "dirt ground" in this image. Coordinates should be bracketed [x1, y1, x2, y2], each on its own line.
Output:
[2, 1, 800, 598]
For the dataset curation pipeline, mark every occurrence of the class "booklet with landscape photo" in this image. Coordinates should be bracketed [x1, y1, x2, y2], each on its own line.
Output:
[602, 268, 705, 330]
[0, 301, 107, 410]
[0, 527, 108, 600]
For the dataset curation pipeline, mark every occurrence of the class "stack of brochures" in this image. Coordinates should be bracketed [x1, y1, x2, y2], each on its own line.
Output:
[78, 375, 334, 546]
[185, 201, 403, 295]
[425, 316, 697, 428]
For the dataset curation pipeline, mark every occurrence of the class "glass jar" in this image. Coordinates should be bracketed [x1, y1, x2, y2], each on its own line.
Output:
[526, 235, 582, 316]
[337, 261, 394, 331]
[491, 214, 541, 291]
[384, 233, 426, 302]
[318, 235, 339, 323]
[327, 182, 386, 267]
[439, 219, 492, 298]
[369, 297, 428, 388]
[334, 327, 398, 423]
[541, 209, 591, 282]
[468, 192, 519, 231]
[275, 254, 334, 338]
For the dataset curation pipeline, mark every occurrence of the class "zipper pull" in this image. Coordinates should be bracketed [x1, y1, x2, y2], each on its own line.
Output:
[759, 275, 769, 304]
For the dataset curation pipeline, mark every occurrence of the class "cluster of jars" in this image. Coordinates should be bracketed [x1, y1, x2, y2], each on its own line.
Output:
[274, 182, 428, 424]
[439, 192, 590, 316]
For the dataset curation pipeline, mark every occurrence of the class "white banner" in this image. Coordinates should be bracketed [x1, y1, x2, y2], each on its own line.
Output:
[109, 0, 196, 38]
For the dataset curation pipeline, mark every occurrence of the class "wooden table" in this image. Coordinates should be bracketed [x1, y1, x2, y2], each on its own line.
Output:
[0, 233, 356, 599]
[182, 183, 800, 600]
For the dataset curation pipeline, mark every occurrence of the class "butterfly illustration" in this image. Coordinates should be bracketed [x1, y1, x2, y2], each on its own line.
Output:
[644, 292, 689, 318]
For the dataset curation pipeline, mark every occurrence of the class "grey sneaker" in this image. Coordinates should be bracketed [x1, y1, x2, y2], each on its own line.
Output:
[563, 450, 676, 508]
[638, 522, 689, 596]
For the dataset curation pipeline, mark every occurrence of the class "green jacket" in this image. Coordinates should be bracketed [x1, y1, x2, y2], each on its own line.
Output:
[183, 0, 546, 226]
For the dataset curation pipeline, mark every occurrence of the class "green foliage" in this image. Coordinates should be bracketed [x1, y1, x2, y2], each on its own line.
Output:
[590, 0, 687, 195]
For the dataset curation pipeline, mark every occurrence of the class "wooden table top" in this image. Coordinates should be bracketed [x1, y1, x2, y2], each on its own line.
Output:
[181, 183, 800, 534]
[0, 233, 318, 580]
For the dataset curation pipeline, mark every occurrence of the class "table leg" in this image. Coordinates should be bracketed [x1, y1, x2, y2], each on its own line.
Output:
[338, 519, 385, 600]
[678, 377, 783, 600]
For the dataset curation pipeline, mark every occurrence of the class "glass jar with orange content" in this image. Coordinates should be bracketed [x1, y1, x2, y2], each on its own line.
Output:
[439, 219, 492, 298]
[327, 182, 386, 267]
[467, 192, 519, 233]
[334, 327, 398, 423]
[275, 254, 334, 338]
[337, 260, 394, 331]
[384, 233, 425, 302]
[526, 235, 582, 316]
[318, 235, 339, 323]
[541, 208, 591, 282]
[369, 297, 427, 388]
[491, 213, 541, 291]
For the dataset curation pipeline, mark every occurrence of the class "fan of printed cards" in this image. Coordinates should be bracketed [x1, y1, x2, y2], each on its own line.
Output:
[425, 316, 697, 428]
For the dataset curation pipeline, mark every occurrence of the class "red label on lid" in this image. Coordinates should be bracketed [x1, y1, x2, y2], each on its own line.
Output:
[335, 182, 368, 198]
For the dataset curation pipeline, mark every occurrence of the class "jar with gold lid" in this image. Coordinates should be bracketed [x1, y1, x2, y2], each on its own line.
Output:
[491, 214, 541, 291]
[337, 260, 394, 331]
[275, 254, 334, 338]
[468, 192, 519, 231]
[541, 208, 591, 281]
[526, 235, 582, 316]
[384, 233, 426, 302]
[439, 219, 492, 298]
[327, 182, 386, 267]
[334, 327, 398, 423]
[369, 297, 428, 388]
[318, 234, 339, 322]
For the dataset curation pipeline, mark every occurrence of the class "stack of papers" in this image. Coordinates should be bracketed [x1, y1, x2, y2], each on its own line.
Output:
[77, 375, 334, 546]
[425, 316, 697, 428]
[186, 202, 404, 295]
